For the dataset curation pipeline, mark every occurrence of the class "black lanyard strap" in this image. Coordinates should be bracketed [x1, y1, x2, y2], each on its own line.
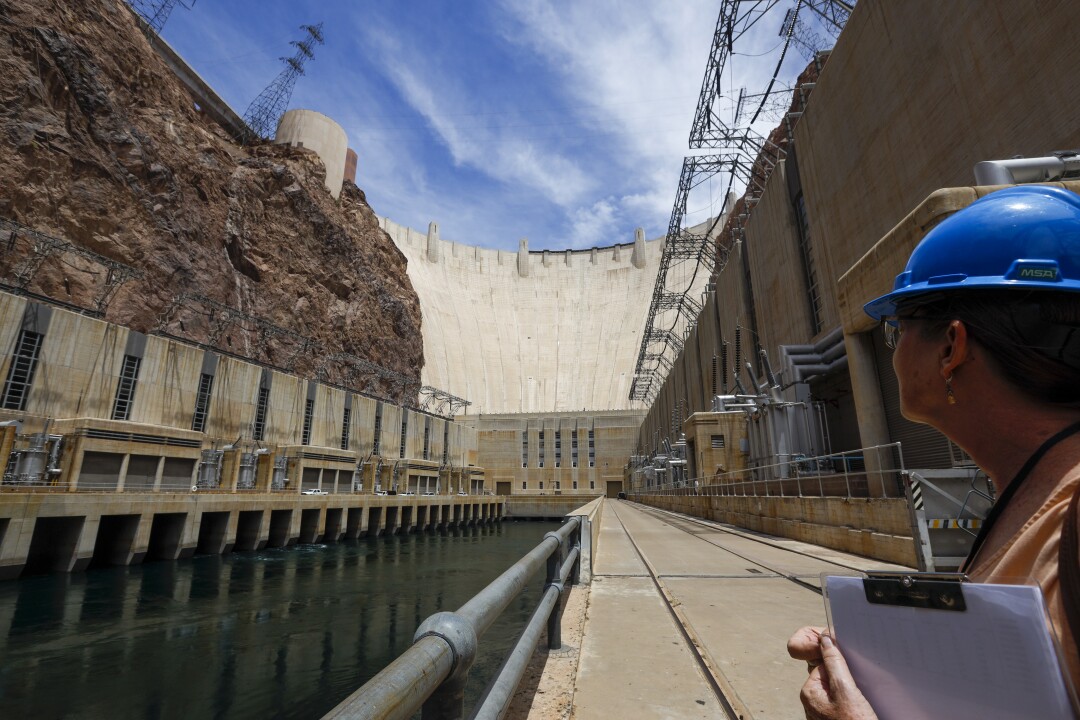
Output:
[962, 418, 1080, 573]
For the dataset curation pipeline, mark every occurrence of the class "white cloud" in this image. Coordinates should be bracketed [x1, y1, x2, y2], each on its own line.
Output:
[369, 34, 593, 211]
[568, 197, 618, 249]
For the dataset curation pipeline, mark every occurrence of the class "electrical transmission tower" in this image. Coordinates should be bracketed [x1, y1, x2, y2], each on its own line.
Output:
[243, 23, 325, 141]
[126, 0, 195, 35]
[631, 0, 854, 405]
[781, 0, 853, 61]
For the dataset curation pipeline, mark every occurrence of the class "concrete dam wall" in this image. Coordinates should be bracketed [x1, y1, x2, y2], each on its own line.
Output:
[381, 219, 715, 415]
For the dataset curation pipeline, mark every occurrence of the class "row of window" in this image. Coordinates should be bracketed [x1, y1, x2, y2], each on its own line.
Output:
[520, 479, 595, 491]
[521, 429, 595, 468]
[0, 330, 439, 457]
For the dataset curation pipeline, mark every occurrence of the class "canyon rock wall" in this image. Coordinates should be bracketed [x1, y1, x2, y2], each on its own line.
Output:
[0, 0, 423, 401]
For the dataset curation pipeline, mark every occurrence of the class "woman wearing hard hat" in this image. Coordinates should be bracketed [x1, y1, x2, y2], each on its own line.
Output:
[788, 185, 1080, 719]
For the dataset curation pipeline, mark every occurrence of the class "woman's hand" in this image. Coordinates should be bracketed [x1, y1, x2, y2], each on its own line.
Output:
[788, 625, 827, 667]
[788, 627, 877, 720]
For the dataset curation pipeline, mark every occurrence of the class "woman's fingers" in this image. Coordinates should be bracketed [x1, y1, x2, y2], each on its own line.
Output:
[820, 634, 859, 695]
[788, 625, 827, 661]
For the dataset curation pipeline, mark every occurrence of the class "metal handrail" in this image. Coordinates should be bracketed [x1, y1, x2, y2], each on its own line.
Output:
[633, 442, 905, 499]
[325, 516, 583, 720]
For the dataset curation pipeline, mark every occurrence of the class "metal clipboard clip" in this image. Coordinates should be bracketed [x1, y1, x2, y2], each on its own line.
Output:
[862, 571, 969, 612]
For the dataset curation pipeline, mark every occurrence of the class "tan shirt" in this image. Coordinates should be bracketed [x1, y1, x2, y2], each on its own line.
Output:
[967, 458, 1080, 693]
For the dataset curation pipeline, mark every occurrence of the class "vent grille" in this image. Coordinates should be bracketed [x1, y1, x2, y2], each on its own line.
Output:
[252, 386, 270, 441]
[2, 330, 43, 411]
[111, 354, 142, 421]
[191, 373, 214, 432]
[85, 428, 202, 448]
[301, 397, 314, 445]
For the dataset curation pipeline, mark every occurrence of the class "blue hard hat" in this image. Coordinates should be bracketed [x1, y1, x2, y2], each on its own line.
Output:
[864, 185, 1080, 320]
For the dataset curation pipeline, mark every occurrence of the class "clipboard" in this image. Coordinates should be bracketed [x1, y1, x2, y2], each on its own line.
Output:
[823, 572, 1077, 720]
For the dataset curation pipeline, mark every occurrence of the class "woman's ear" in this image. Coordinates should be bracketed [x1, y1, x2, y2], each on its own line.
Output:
[940, 320, 971, 378]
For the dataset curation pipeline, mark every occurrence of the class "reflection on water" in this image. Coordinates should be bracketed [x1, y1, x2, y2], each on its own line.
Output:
[0, 521, 559, 719]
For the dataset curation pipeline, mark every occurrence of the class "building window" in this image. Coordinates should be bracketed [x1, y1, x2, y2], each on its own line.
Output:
[2, 329, 43, 411]
[341, 407, 352, 450]
[252, 386, 270, 441]
[521, 480, 527, 491]
[588, 429, 595, 468]
[443, 423, 450, 465]
[423, 417, 431, 460]
[301, 397, 314, 445]
[111, 354, 142, 421]
[399, 412, 408, 459]
[590, 480, 595, 490]
[373, 402, 382, 454]
[572, 430, 579, 468]
[539, 481, 544, 490]
[555, 480, 561, 490]
[555, 430, 561, 468]
[711, 434, 726, 449]
[521, 431, 528, 468]
[573, 480, 578, 490]
[794, 193, 824, 334]
[191, 373, 214, 432]
[538, 430, 545, 469]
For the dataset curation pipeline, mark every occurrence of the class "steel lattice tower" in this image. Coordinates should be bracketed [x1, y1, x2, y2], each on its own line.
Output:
[243, 23, 325, 141]
[126, 0, 195, 34]
[630, 0, 854, 405]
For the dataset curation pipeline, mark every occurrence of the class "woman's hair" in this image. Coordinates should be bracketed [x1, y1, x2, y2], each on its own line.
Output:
[902, 290, 1080, 407]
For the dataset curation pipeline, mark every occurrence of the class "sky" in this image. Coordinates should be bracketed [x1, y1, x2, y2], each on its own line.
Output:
[161, 1, 828, 252]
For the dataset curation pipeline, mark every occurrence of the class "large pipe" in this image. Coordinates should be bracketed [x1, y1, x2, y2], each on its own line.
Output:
[793, 355, 849, 382]
[974, 153, 1080, 186]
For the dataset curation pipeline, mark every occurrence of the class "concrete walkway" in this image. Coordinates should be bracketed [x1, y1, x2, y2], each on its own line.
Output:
[571, 500, 910, 719]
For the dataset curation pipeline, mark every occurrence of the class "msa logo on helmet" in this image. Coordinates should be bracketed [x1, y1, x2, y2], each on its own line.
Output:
[1018, 267, 1057, 280]
[1005, 260, 1061, 283]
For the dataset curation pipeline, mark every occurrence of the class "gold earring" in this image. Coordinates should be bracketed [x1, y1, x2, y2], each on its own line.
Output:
[945, 375, 956, 405]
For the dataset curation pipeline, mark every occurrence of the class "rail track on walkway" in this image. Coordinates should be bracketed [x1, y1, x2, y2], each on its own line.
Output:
[607, 500, 893, 720]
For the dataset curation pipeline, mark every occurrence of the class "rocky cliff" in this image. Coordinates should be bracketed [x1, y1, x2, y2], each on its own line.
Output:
[0, 0, 423, 401]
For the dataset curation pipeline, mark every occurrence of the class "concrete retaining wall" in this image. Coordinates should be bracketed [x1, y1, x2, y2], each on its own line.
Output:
[629, 494, 917, 567]
[0, 492, 504, 579]
[567, 496, 603, 582]
[504, 494, 603, 519]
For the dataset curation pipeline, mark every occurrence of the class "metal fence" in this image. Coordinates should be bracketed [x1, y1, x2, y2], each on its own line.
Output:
[637, 443, 906, 500]
[324, 515, 585, 720]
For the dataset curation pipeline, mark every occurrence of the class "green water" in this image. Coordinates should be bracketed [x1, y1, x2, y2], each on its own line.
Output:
[0, 521, 561, 719]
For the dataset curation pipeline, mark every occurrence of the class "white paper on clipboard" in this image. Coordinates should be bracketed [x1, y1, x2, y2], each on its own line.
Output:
[824, 574, 1075, 720]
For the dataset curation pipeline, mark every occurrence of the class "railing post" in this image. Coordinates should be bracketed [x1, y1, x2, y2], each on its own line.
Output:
[414, 612, 478, 720]
[843, 455, 852, 498]
[544, 530, 565, 650]
[877, 445, 889, 498]
[571, 518, 583, 586]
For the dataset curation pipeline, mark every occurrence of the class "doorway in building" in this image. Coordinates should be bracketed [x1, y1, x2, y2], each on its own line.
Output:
[605, 481, 622, 498]
[496, 482, 511, 495]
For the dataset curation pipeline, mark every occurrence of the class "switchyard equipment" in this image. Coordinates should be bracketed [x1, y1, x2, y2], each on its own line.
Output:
[195, 448, 223, 490]
[0, 421, 63, 487]
[0, 218, 142, 317]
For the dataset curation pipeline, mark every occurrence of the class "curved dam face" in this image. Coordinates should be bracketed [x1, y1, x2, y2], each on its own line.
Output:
[380, 218, 665, 415]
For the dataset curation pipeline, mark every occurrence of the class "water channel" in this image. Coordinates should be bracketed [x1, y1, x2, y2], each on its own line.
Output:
[0, 520, 562, 719]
